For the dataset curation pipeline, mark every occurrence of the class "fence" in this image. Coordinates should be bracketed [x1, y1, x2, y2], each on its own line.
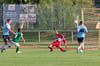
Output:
[0, 3, 98, 48]
[0, 30, 99, 48]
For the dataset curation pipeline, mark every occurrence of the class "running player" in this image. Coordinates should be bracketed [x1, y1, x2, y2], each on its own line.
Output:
[77, 21, 88, 53]
[1, 19, 16, 52]
[48, 29, 67, 52]
[10, 28, 25, 53]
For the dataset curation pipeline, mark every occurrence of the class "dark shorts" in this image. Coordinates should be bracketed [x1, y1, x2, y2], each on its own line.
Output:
[77, 38, 84, 42]
[2, 35, 10, 42]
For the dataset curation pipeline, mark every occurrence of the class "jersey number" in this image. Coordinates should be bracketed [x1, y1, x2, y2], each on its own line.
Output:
[15, 34, 18, 38]
[79, 29, 85, 32]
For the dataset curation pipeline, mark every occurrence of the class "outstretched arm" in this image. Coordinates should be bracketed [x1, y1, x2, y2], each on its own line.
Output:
[53, 27, 59, 34]
[21, 35, 25, 43]
[7, 27, 16, 34]
[63, 39, 68, 49]
[64, 41, 68, 49]
[55, 30, 59, 34]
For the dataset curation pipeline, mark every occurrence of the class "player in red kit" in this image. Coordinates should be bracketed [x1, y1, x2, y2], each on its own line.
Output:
[48, 28, 67, 52]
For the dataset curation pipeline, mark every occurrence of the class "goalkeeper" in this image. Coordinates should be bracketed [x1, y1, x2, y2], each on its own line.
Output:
[48, 27, 67, 52]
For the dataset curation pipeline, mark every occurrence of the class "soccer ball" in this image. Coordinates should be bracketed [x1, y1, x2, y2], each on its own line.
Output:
[80, 49, 83, 53]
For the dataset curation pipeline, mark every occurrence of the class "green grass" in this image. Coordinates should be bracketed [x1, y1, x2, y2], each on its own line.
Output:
[0, 49, 100, 66]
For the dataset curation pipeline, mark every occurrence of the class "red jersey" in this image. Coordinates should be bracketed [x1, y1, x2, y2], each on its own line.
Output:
[54, 33, 66, 44]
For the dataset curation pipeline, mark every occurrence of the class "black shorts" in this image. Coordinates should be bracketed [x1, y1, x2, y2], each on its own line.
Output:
[2, 35, 10, 42]
[77, 38, 84, 42]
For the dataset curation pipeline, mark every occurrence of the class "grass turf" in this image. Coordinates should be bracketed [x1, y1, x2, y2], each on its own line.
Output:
[0, 49, 100, 66]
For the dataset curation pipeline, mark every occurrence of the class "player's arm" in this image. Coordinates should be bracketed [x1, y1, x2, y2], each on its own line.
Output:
[64, 42, 67, 48]
[86, 30, 88, 33]
[85, 27, 88, 33]
[53, 27, 59, 34]
[21, 35, 25, 43]
[63, 39, 68, 49]
[55, 30, 59, 34]
[11, 35, 13, 39]
[77, 30, 79, 32]
[76, 26, 80, 32]
[7, 27, 16, 34]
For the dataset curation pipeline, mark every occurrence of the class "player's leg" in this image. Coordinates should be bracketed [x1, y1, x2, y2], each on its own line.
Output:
[1, 35, 9, 52]
[1, 42, 8, 52]
[77, 38, 81, 53]
[16, 43, 20, 53]
[57, 44, 66, 52]
[1, 42, 12, 52]
[6, 42, 11, 49]
[16, 47, 20, 53]
[6, 38, 12, 49]
[58, 46, 66, 52]
[12, 42, 20, 53]
[82, 38, 85, 49]
[1, 44, 5, 50]
[48, 43, 54, 52]
[77, 38, 84, 53]
[80, 38, 84, 53]
[1, 39, 12, 51]
[58, 46, 63, 51]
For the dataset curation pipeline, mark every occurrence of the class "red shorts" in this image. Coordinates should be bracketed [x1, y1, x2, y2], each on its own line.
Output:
[51, 42, 61, 47]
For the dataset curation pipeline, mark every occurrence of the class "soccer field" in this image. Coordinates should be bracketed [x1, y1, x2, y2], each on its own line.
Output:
[0, 49, 100, 66]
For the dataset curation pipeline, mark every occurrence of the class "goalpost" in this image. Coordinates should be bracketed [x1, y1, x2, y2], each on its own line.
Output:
[81, 8, 100, 49]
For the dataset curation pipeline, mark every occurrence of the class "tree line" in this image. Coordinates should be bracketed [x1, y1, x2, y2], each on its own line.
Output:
[0, 0, 94, 29]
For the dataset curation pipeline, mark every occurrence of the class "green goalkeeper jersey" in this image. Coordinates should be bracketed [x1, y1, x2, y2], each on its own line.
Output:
[12, 32, 23, 43]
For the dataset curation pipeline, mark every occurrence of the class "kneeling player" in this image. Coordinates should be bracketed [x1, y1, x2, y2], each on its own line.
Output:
[48, 28, 67, 52]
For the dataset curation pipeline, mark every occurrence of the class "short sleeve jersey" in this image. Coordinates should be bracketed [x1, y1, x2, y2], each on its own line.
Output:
[77, 25, 88, 38]
[3, 23, 11, 35]
[55, 34, 66, 44]
[12, 32, 23, 43]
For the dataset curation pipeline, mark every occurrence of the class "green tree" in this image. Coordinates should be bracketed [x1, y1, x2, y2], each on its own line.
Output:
[0, 0, 94, 29]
